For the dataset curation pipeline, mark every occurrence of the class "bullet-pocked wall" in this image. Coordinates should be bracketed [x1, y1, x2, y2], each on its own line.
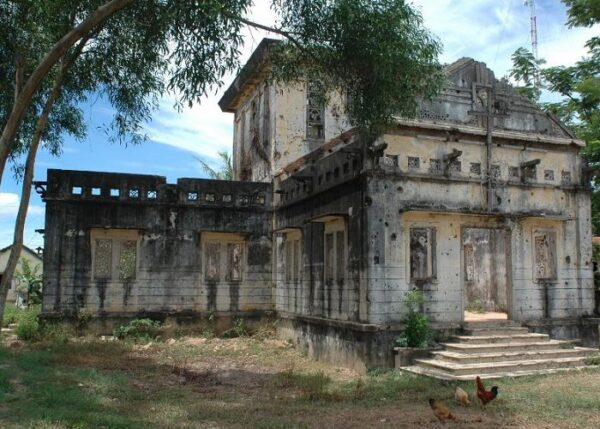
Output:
[41, 169, 273, 320]
[273, 145, 367, 323]
[364, 126, 593, 326]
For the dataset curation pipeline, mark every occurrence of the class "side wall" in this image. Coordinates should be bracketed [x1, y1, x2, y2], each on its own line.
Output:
[41, 170, 273, 322]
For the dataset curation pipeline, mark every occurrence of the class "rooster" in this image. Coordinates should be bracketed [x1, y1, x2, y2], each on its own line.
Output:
[475, 376, 498, 406]
[429, 398, 458, 423]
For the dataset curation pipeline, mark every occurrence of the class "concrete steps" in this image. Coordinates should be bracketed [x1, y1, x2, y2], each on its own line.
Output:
[452, 333, 549, 344]
[464, 327, 530, 336]
[433, 348, 594, 364]
[401, 321, 599, 380]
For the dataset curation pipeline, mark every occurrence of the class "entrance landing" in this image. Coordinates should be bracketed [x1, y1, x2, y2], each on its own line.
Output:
[464, 311, 508, 322]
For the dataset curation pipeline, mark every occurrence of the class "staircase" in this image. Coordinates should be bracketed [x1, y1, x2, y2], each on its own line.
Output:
[402, 320, 599, 380]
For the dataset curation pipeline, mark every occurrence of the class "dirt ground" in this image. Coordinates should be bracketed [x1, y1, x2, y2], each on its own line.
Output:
[1, 333, 600, 428]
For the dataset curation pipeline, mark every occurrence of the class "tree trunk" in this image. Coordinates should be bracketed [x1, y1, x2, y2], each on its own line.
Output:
[0, 68, 66, 327]
[0, 0, 135, 187]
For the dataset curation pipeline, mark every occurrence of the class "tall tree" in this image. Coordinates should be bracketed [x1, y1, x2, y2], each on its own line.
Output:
[0, 0, 443, 322]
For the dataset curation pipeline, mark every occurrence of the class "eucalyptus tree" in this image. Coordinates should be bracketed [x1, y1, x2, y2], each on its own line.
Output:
[0, 0, 443, 322]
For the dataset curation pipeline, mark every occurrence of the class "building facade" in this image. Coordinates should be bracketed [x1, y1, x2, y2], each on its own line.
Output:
[40, 39, 596, 371]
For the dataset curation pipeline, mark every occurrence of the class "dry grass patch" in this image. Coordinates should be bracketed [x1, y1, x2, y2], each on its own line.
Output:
[1, 332, 600, 428]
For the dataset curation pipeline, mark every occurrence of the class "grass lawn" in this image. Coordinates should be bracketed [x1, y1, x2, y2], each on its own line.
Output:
[0, 332, 599, 428]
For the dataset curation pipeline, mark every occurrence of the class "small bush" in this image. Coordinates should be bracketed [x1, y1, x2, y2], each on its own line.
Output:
[75, 308, 93, 335]
[2, 303, 23, 327]
[16, 306, 41, 341]
[395, 288, 431, 348]
[221, 318, 248, 338]
[113, 318, 162, 341]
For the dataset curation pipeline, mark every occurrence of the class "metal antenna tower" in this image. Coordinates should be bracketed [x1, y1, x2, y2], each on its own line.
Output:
[524, 0, 540, 85]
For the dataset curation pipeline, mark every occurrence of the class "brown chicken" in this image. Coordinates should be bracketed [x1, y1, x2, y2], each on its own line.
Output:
[475, 376, 498, 406]
[429, 398, 458, 423]
[455, 386, 471, 407]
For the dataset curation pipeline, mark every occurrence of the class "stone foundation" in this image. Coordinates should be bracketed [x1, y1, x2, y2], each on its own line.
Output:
[40, 310, 275, 337]
[523, 317, 600, 349]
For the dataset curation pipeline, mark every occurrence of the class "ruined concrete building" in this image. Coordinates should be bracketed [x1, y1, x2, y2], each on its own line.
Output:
[40, 39, 596, 371]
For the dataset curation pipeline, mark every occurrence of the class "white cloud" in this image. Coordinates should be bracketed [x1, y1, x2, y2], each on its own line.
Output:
[0, 193, 45, 248]
[0, 193, 44, 218]
[145, 0, 597, 164]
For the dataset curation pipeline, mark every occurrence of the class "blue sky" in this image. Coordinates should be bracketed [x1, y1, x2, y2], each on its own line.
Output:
[0, 0, 597, 250]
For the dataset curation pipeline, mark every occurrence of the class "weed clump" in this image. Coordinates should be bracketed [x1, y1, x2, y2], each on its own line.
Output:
[221, 318, 248, 338]
[113, 318, 162, 341]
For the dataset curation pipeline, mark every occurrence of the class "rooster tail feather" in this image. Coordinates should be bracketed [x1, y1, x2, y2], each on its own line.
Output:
[476, 376, 485, 392]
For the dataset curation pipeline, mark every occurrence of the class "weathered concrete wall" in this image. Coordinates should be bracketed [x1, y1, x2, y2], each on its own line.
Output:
[41, 170, 272, 319]
[363, 125, 593, 325]
[277, 315, 399, 373]
[273, 144, 366, 323]
[232, 81, 273, 182]
[271, 82, 349, 175]
[231, 79, 349, 182]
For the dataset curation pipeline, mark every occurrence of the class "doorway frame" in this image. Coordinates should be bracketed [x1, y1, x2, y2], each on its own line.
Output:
[460, 224, 513, 322]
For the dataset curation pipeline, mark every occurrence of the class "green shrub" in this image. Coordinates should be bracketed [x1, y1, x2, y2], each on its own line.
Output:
[39, 323, 72, 344]
[75, 308, 93, 335]
[2, 303, 23, 327]
[16, 306, 41, 341]
[395, 288, 431, 348]
[221, 318, 248, 338]
[113, 318, 162, 341]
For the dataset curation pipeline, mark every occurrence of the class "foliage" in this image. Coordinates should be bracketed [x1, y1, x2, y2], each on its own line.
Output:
[2, 304, 23, 328]
[196, 151, 233, 180]
[113, 318, 163, 341]
[38, 322, 72, 344]
[395, 288, 431, 348]
[584, 354, 600, 365]
[16, 305, 41, 341]
[270, 0, 443, 135]
[75, 307, 94, 336]
[221, 317, 248, 338]
[14, 258, 43, 306]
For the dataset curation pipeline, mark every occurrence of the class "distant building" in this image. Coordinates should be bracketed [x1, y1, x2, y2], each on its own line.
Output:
[0, 245, 43, 304]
